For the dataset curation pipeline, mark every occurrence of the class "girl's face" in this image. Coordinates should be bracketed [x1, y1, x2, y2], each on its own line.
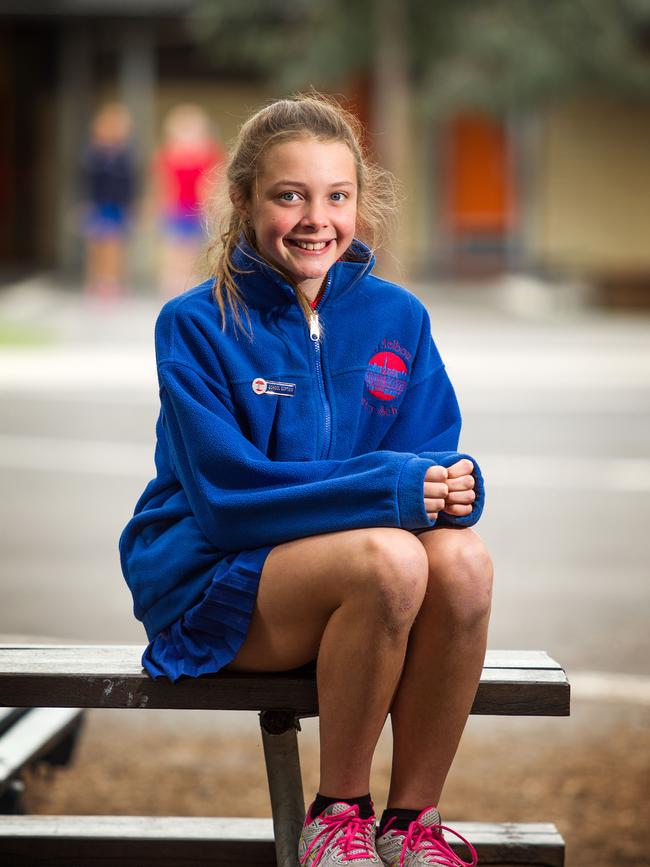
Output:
[244, 136, 358, 301]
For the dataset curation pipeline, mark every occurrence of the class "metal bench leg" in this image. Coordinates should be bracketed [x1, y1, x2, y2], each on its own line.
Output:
[260, 711, 305, 867]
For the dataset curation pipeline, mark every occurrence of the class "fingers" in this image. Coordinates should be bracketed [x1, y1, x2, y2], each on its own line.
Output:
[424, 497, 446, 516]
[446, 474, 475, 493]
[442, 503, 473, 517]
[429, 503, 474, 520]
[424, 477, 447, 517]
[424, 465, 448, 483]
[423, 481, 448, 500]
[446, 458, 474, 479]
[445, 489, 476, 506]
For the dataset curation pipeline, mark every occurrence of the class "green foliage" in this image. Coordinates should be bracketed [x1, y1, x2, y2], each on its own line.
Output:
[417, 0, 650, 116]
[187, 0, 374, 88]
[186, 0, 650, 114]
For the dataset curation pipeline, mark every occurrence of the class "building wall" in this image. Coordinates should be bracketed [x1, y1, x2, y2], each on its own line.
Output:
[536, 98, 650, 274]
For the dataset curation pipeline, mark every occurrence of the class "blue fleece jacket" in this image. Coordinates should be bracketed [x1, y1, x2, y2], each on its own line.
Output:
[119, 238, 485, 640]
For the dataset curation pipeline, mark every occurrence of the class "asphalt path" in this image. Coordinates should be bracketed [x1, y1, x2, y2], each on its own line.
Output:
[1, 283, 649, 688]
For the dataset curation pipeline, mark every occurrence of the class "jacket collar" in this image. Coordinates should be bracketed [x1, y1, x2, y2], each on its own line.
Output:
[230, 234, 375, 310]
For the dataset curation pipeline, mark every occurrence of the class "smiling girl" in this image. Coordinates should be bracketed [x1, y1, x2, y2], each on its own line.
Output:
[120, 94, 492, 867]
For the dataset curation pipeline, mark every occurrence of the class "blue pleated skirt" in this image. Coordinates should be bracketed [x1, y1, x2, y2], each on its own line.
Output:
[142, 545, 272, 682]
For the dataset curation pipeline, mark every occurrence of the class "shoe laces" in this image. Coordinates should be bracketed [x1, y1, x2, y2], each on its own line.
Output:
[301, 804, 377, 864]
[400, 819, 477, 867]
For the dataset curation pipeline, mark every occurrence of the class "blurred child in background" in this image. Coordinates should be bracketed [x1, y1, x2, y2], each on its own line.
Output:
[153, 104, 225, 298]
[81, 102, 136, 300]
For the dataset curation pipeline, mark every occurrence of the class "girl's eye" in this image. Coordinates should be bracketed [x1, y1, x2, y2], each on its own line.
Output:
[278, 191, 300, 202]
[330, 192, 347, 202]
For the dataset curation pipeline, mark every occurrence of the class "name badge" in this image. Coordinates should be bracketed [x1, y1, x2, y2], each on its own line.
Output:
[252, 378, 296, 397]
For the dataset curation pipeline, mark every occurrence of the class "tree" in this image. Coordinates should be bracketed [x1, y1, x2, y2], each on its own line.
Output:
[187, 0, 650, 116]
[186, 0, 650, 273]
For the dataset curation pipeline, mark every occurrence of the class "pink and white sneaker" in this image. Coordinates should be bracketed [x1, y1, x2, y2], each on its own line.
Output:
[375, 807, 477, 867]
[299, 801, 381, 865]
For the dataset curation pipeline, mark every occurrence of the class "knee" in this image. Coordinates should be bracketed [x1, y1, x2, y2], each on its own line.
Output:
[348, 529, 429, 633]
[421, 529, 493, 630]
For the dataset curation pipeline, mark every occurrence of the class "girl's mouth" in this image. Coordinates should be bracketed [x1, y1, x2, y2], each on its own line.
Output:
[285, 238, 334, 253]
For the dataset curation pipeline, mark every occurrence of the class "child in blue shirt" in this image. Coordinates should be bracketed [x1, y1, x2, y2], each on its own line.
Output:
[120, 93, 492, 867]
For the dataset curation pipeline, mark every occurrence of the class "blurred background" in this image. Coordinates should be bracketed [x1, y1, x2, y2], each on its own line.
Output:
[1, 2, 649, 866]
[2, 0, 650, 294]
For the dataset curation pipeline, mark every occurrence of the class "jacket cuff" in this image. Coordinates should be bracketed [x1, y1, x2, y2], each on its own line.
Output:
[396, 456, 438, 530]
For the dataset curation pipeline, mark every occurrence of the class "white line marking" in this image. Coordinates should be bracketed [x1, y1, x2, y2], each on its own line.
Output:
[480, 454, 650, 493]
[2, 346, 650, 390]
[3, 388, 649, 413]
[0, 436, 649, 491]
[1, 390, 158, 405]
[0, 349, 156, 390]
[447, 351, 650, 389]
[570, 671, 650, 706]
[0, 435, 153, 477]
[460, 390, 650, 414]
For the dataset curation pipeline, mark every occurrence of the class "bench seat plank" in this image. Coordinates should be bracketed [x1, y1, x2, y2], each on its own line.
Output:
[0, 708, 83, 794]
[0, 647, 570, 716]
[0, 815, 566, 867]
[0, 647, 563, 671]
[0, 668, 570, 715]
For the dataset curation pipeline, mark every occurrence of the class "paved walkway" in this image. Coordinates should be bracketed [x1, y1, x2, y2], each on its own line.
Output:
[1, 272, 649, 396]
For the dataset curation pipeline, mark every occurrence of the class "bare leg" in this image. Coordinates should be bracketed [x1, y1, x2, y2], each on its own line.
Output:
[84, 239, 102, 295]
[159, 238, 201, 298]
[102, 236, 126, 291]
[228, 527, 429, 797]
[387, 528, 493, 807]
[85, 236, 125, 298]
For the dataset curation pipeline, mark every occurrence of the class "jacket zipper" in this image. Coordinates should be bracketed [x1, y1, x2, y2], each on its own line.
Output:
[309, 279, 332, 459]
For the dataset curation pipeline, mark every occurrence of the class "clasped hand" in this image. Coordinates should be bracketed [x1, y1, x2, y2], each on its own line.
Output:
[423, 458, 475, 522]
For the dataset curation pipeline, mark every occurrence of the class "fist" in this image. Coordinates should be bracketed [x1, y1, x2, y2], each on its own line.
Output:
[423, 465, 448, 521]
[443, 458, 476, 517]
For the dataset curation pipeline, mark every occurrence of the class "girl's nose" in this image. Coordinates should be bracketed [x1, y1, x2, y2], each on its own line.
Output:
[301, 201, 328, 228]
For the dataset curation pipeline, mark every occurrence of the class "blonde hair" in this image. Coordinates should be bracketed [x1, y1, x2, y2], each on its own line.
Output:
[202, 92, 398, 334]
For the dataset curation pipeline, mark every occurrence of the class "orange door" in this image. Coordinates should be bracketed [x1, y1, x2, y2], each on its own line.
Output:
[443, 113, 516, 264]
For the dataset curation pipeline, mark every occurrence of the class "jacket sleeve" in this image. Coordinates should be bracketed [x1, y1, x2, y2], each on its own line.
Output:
[376, 307, 485, 529]
[158, 361, 436, 551]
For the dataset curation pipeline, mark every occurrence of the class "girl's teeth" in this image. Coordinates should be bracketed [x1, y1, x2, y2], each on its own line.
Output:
[293, 240, 328, 250]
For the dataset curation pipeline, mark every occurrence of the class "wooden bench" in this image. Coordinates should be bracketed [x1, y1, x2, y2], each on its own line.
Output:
[0, 706, 84, 814]
[0, 645, 569, 866]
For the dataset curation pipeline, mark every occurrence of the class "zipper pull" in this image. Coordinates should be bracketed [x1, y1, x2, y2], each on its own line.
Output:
[309, 312, 320, 342]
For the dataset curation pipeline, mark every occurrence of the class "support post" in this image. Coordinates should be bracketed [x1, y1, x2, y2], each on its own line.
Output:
[260, 711, 305, 867]
[119, 19, 156, 289]
[56, 24, 93, 275]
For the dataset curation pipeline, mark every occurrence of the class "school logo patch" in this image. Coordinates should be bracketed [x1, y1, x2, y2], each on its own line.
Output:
[364, 351, 408, 401]
[362, 339, 412, 417]
[251, 377, 296, 397]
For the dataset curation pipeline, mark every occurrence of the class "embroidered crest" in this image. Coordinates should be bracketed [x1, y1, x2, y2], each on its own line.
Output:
[362, 339, 411, 417]
[364, 351, 408, 401]
[252, 377, 296, 397]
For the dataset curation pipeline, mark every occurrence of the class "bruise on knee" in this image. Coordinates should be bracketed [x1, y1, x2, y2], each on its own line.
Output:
[373, 574, 426, 637]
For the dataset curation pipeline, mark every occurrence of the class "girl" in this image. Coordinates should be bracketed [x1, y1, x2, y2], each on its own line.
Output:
[120, 94, 493, 867]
